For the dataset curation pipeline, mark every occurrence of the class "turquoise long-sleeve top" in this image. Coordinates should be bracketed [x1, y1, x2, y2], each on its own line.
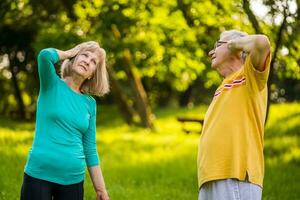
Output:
[24, 48, 100, 185]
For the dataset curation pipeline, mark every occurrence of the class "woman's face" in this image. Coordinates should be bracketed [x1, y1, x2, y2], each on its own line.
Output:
[72, 50, 99, 79]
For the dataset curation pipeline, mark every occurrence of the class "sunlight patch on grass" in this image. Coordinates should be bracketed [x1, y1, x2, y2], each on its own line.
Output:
[265, 103, 300, 137]
[265, 135, 300, 166]
[97, 128, 199, 169]
[0, 129, 32, 145]
[0, 130, 32, 157]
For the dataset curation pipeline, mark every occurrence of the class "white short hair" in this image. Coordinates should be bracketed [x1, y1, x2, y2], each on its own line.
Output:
[221, 30, 248, 61]
[220, 30, 248, 40]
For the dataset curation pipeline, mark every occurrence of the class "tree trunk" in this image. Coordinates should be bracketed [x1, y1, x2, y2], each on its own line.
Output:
[266, 10, 287, 122]
[176, 0, 194, 27]
[242, 0, 262, 34]
[9, 54, 26, 119]
[242, 0, 287, 124]
[176, 0, 210, 107]
[179, 85, 193, 107]
[122, 48, 154, 129]
[107, 67, 137, 125]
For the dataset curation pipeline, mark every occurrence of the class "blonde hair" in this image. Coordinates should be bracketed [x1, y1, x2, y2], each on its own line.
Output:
[61, 41, 110, 97]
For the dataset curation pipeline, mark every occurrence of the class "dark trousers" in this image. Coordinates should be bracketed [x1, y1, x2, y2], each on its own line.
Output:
[20, 173, 84, 200]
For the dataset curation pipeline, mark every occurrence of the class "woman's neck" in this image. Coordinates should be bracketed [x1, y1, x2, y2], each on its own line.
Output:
[63, 75, 84, 93]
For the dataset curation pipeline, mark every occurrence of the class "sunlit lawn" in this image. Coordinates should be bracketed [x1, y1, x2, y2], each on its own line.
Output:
[0, 103, 299, 200]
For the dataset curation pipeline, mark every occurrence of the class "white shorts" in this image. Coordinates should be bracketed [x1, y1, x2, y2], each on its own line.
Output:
[198, 179, 262, 200]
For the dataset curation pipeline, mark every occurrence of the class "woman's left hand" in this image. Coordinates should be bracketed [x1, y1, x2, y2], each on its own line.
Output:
[96, 190, 110, 200]
[66, 44, 83, 58]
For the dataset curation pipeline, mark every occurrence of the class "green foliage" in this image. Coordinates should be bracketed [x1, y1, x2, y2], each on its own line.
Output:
[0, 0, 299, 116]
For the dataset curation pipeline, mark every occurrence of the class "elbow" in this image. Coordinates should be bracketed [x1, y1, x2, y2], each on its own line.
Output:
[38, 49, 52, 60]
[255, 35, 271, 52]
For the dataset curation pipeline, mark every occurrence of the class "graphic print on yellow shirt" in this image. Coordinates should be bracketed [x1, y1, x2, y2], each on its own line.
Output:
[197, 52, 271, 189]
[213, 76, 246, 99]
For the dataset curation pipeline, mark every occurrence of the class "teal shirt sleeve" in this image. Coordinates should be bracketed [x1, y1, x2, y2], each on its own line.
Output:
[83, 98, 100, 167]
[37, 48, 59, 91]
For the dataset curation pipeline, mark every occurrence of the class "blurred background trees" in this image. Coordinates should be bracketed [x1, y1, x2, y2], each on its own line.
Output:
[0, 0, 299, 127]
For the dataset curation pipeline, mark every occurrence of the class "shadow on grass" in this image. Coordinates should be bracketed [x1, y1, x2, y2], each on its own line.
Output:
[154, 105, 207, 119]
[263, 162, 300, 200]
[0, 153, 25, 200]
[96, 106, 125, 128]
[0, 104, 208, 133]
[0, 117, 35, 132]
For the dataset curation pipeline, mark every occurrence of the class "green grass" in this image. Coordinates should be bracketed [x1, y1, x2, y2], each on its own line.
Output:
[0, 103, 299, 199]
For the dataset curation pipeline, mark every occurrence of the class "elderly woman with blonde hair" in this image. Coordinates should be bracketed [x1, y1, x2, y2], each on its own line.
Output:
[21, 41, 110, 200]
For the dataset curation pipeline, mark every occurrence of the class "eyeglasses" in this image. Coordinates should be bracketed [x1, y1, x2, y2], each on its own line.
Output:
[214, 40, 227, 50]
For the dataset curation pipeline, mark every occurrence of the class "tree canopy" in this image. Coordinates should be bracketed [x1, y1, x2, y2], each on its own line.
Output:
[0, 0, 299, 126]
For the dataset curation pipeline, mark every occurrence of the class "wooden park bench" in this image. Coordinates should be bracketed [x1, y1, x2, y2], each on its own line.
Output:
[177, 117, 204, 134]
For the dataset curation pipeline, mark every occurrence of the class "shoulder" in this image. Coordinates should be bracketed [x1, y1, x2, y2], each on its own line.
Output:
[38, 48, 59, 62]
[83, 95, 97, 115]
[85, 95, 96, 107]
[86, 95, 96, 102]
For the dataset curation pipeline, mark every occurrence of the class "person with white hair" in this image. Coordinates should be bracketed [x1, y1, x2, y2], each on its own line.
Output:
[21, 41, 110, 200]
[197, 30, 271, 200]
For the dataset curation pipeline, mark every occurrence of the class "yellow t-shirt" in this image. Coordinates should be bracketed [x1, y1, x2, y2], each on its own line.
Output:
[197, 53, 271, 188]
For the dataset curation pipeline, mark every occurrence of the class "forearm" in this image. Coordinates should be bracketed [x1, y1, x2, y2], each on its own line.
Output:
[227, 35, 269, 53]
[88, 165, 108, 195]
[55, 44, 82, 61]
[227, 34, 270, 71]
[55, 49, 71, 60]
